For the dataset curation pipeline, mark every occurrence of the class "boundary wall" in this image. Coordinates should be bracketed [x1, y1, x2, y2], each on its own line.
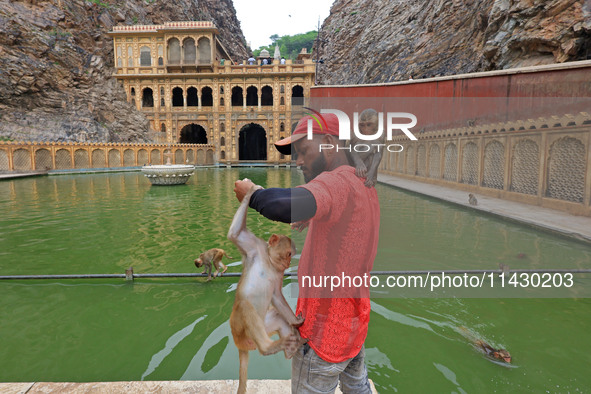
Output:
[0, 142, 215, 172]
[312, 61, 591, 216]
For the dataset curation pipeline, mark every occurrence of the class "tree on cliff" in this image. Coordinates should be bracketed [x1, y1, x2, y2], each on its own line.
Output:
[253, 31, 317, 60]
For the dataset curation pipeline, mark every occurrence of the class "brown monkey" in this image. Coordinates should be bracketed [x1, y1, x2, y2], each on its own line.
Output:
[349, 108, 386, 188]
[468, 193, 478, 206]
[194, 248, 230, 281]
[228, 184, 305, 394]
[475, 340, 512, 363]
[458, 326, 511, 363]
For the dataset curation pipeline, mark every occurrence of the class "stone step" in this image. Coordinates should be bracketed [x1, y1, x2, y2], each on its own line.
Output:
[0, 379, 378, 393]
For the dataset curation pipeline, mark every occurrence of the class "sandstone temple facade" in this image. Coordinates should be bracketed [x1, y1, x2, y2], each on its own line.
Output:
[108, 21, 315, 163]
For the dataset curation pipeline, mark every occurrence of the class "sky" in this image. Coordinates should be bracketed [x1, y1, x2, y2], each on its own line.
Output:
[232, 0, 335, 50]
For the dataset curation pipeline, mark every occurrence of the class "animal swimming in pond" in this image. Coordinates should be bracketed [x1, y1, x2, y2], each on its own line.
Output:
[475, 339, 512, 363]
[458, 326, 512, 364]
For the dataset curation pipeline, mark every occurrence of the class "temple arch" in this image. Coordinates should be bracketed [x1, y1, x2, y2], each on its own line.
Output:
[187, 87, 198, 106]
[232, 86, 243, 106]
[167, 38, 181, 64]
[291, 85, 304, 105]
[172, 87, 183, 107]
[140, 46, 151, 66]
[183, 37, 196, 64]
[180, 124, 207, 144]
[261, 86, 273, 106]
[157, 45, 164, 66]
[142, 88, 154, 107]
[201, 87, 213, 106]
[198, 37, 211, 64]
[246, 86, 258, 106]
[238, 123, 267, 160]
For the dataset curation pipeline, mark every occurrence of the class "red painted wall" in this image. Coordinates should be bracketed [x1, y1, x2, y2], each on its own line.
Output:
[310, 63, 591, 131]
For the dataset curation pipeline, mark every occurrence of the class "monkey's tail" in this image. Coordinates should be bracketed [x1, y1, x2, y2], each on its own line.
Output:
[238, 349, 248, 394]
[224, 251, 233, 260]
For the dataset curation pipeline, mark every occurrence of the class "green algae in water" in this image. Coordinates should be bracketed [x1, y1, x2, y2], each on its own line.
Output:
[0, 169, 590, 392]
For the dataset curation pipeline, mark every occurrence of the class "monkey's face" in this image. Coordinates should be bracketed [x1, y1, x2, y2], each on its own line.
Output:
[195, 257, 203, 268]
[494, 350, 511, 363]
[268, 234, 296, 270]
[358, 118, 379, 136]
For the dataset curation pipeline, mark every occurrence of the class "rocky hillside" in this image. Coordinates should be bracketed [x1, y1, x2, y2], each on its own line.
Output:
[0, 0, 248, 143]
[317, 0, 591, 85]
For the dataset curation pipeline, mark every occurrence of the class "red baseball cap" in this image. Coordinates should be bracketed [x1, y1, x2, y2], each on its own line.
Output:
[274, 113, 340, 155]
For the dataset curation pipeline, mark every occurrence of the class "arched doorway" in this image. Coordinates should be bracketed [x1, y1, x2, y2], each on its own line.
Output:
[261, 86, 273, 106]
[142, 88, 154, 107]
[180, 124, 207, 144]
[232, 86, 243, 106]
[238, 123, 267, 160]
[201, 87, 213, 106]
[172, 87, 184, 107]
[246, 86, 258, 106]
[187, 87, 198, 106]
[292, 85, 304, 106]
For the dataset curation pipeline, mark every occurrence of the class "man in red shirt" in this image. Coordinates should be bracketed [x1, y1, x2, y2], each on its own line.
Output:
[233, 113, 380, 393]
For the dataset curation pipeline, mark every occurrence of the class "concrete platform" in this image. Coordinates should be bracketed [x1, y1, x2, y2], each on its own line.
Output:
[0, 380, 378, 393]
[378, 174, 591, 243]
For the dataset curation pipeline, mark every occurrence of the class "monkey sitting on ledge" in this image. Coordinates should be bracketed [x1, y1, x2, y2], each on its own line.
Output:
[228, 183, 305, 394]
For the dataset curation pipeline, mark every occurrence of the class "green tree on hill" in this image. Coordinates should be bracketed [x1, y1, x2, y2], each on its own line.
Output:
[253, 31, 317, 60]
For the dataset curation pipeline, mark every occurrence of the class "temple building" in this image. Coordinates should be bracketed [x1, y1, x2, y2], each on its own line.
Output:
[108, 21, 315, 162]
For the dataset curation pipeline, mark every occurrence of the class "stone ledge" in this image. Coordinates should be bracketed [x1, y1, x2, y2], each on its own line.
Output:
[0, 380, 378, 393]
[377, 174, 591, 242]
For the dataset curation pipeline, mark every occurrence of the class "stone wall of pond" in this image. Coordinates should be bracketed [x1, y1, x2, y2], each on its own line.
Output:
[379, 117, 591, 216]
[0, 142, 215, 171]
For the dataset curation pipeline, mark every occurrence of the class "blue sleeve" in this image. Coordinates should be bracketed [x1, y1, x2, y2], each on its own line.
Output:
[249, 188, 317, 223]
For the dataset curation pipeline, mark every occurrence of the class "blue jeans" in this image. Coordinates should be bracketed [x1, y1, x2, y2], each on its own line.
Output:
[291, 343, 372, 393]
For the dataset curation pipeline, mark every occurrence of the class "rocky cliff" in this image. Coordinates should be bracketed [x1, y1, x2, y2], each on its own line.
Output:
[317, 0, 591, 85]
[0, 0, 248, 143]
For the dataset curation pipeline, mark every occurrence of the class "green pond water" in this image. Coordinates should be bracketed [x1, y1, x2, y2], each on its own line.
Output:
[1, 168, 590, 392]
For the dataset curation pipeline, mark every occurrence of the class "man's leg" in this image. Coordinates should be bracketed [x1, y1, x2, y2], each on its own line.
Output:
[292, 343, 347, 393]
[338, 346, 372, 394]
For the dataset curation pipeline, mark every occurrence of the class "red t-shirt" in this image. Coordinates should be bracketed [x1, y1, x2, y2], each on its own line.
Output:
[295, 165, 380, 363]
